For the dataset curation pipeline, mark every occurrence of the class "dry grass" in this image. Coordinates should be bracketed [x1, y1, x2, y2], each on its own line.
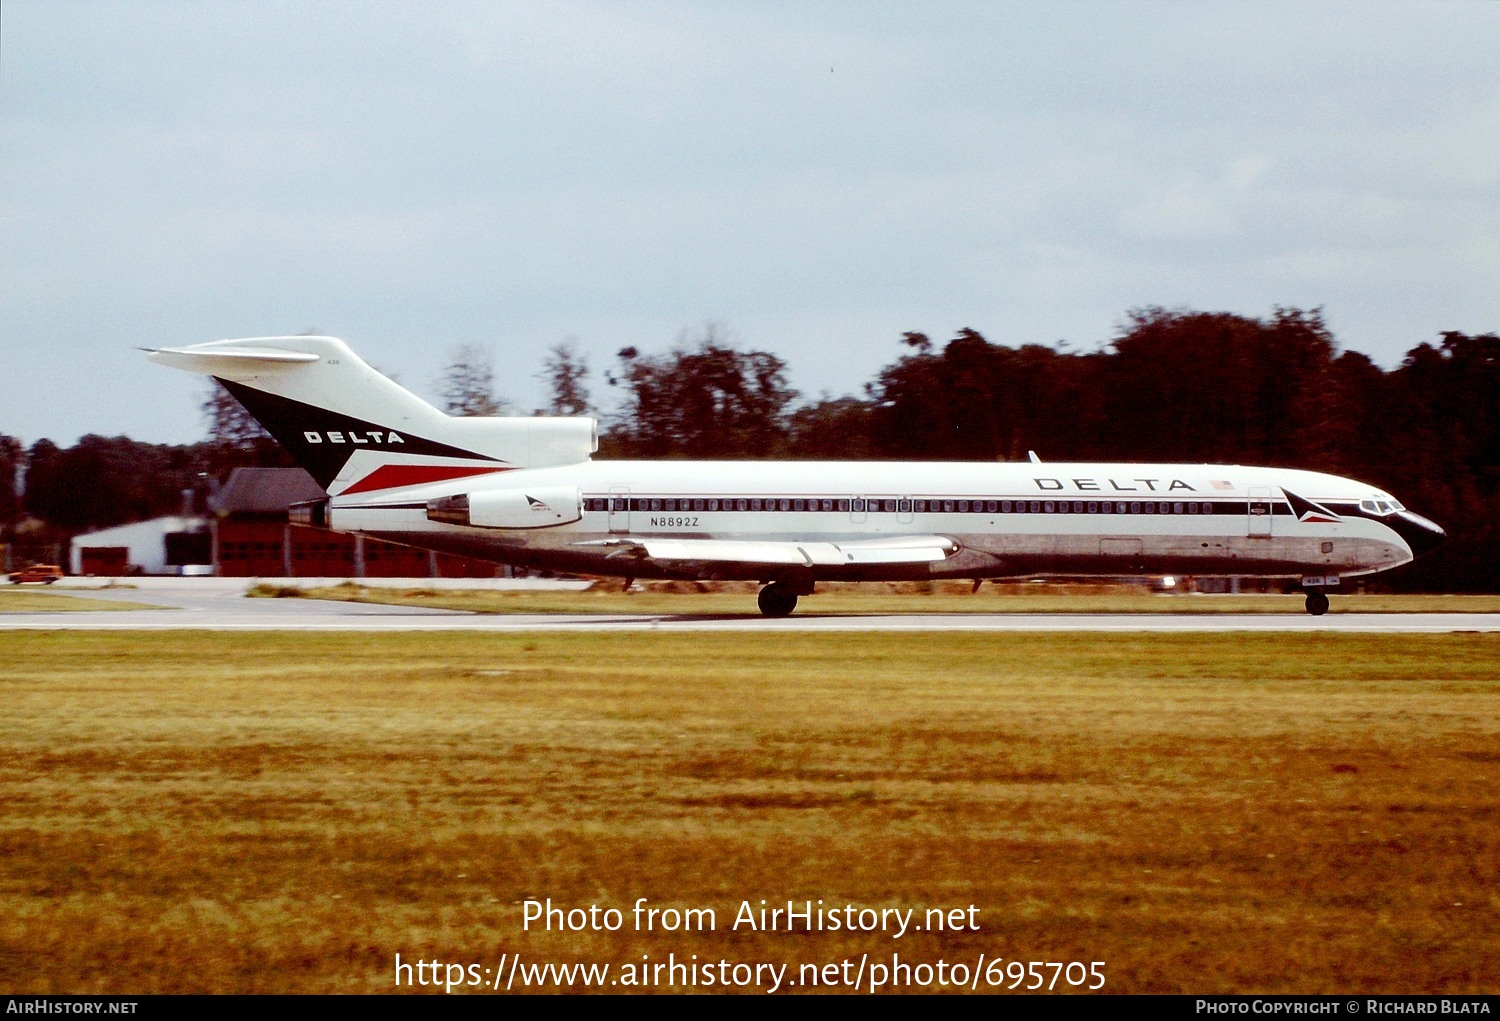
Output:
[0, 589, 161, 612]
[258, 580, 1500, 616]
[1, 631, 1496, 994]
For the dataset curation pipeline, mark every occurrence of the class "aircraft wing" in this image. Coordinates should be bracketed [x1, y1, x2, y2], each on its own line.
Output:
[576, 534, 959, 567]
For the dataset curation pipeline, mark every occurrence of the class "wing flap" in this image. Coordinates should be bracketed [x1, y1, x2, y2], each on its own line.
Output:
[577, 535, 958, 567]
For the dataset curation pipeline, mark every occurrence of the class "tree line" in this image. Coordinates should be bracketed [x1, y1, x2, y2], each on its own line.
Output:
[4, 307, 1496, 589]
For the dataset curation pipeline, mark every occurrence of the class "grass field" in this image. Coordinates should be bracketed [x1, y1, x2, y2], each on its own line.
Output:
[1, 631, 1496, 994]
[251, 580, 1500, 616]
[0, 589, 161, 613]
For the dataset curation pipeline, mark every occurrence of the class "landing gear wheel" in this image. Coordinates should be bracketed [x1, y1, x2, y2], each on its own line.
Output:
[1304, 590, 1330, 616]
[757, 582, 799, 618]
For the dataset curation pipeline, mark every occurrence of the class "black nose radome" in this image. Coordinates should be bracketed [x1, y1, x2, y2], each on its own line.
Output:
[1396, 511, 1447, 558]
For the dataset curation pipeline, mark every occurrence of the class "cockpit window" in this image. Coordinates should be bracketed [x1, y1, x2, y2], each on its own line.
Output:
[1362, 496, 1402, 516]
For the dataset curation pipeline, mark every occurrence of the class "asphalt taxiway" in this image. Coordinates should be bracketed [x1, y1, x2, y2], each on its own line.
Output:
[3, 578, 1498, 632]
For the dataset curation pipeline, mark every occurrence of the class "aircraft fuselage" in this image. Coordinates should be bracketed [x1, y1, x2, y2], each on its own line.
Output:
[323, 459, 1441, 586]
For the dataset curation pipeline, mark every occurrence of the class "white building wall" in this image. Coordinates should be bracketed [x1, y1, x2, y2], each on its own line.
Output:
[70, 516, 207, 575]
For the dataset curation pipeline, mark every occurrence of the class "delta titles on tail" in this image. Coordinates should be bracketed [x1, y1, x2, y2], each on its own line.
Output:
[148, 336, 1446, 616]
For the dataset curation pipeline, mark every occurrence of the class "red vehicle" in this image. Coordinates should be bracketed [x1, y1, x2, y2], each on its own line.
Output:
[8, 564, 64, 584]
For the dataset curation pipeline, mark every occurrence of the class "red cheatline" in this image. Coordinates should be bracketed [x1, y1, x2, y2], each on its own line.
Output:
[340, 464, 512, 495]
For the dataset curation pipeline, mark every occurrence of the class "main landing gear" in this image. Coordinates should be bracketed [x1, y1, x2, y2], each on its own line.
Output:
[1304, 590, 1330, 616]
[757, 582, 799, 618]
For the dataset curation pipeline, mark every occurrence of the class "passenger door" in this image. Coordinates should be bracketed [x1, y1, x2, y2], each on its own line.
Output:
[609, 487, 631, 534]
[1247, 486, 1273, 537]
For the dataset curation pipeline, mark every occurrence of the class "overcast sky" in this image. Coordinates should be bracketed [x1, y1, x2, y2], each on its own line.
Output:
[3, 1, 1497, 446]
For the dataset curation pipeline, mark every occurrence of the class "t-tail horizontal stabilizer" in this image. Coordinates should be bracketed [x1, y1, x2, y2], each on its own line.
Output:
[147, 336, 597, 494]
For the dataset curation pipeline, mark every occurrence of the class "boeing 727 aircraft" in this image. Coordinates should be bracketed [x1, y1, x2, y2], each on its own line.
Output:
[149, 336, 1445, 616]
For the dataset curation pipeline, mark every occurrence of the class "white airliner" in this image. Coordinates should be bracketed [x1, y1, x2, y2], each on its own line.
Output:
[148, 336, 1445, 616]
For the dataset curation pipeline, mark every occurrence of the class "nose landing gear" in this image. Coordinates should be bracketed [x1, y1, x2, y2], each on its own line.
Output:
[1304, 590, 1330, 616]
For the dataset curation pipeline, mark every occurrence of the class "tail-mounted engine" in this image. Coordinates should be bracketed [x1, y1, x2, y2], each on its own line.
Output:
[426, 487, 582, 529]
[289, 498, 331, 528]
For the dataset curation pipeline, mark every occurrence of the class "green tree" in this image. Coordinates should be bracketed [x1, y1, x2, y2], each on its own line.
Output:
[200, 382, 289, 475]
[22, 435, 211, 534]
[439, 344, 506, 416]
[786, 396, 878, 459]
[0, 434, 22, 535]
[867, 328, 1097, 461]
[1098, 306, 1344, 467]
[203, 382, 269, 449]
[539, 339, 591, 416]
[607, 324, 798, 457]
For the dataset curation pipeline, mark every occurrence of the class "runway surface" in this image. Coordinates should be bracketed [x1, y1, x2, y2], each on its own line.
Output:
[4, 579, 1498, 632]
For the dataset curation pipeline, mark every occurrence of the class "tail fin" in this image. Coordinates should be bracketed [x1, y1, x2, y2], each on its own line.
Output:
[149, 337, 596, 495]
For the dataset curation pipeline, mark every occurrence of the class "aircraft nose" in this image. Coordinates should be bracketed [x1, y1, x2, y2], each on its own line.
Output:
[1397, 511, 1447, 557]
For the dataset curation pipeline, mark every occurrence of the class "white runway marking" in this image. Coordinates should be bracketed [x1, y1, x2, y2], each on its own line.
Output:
[5, 607, 1498, 633]
[6, 579, 1497, 633]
